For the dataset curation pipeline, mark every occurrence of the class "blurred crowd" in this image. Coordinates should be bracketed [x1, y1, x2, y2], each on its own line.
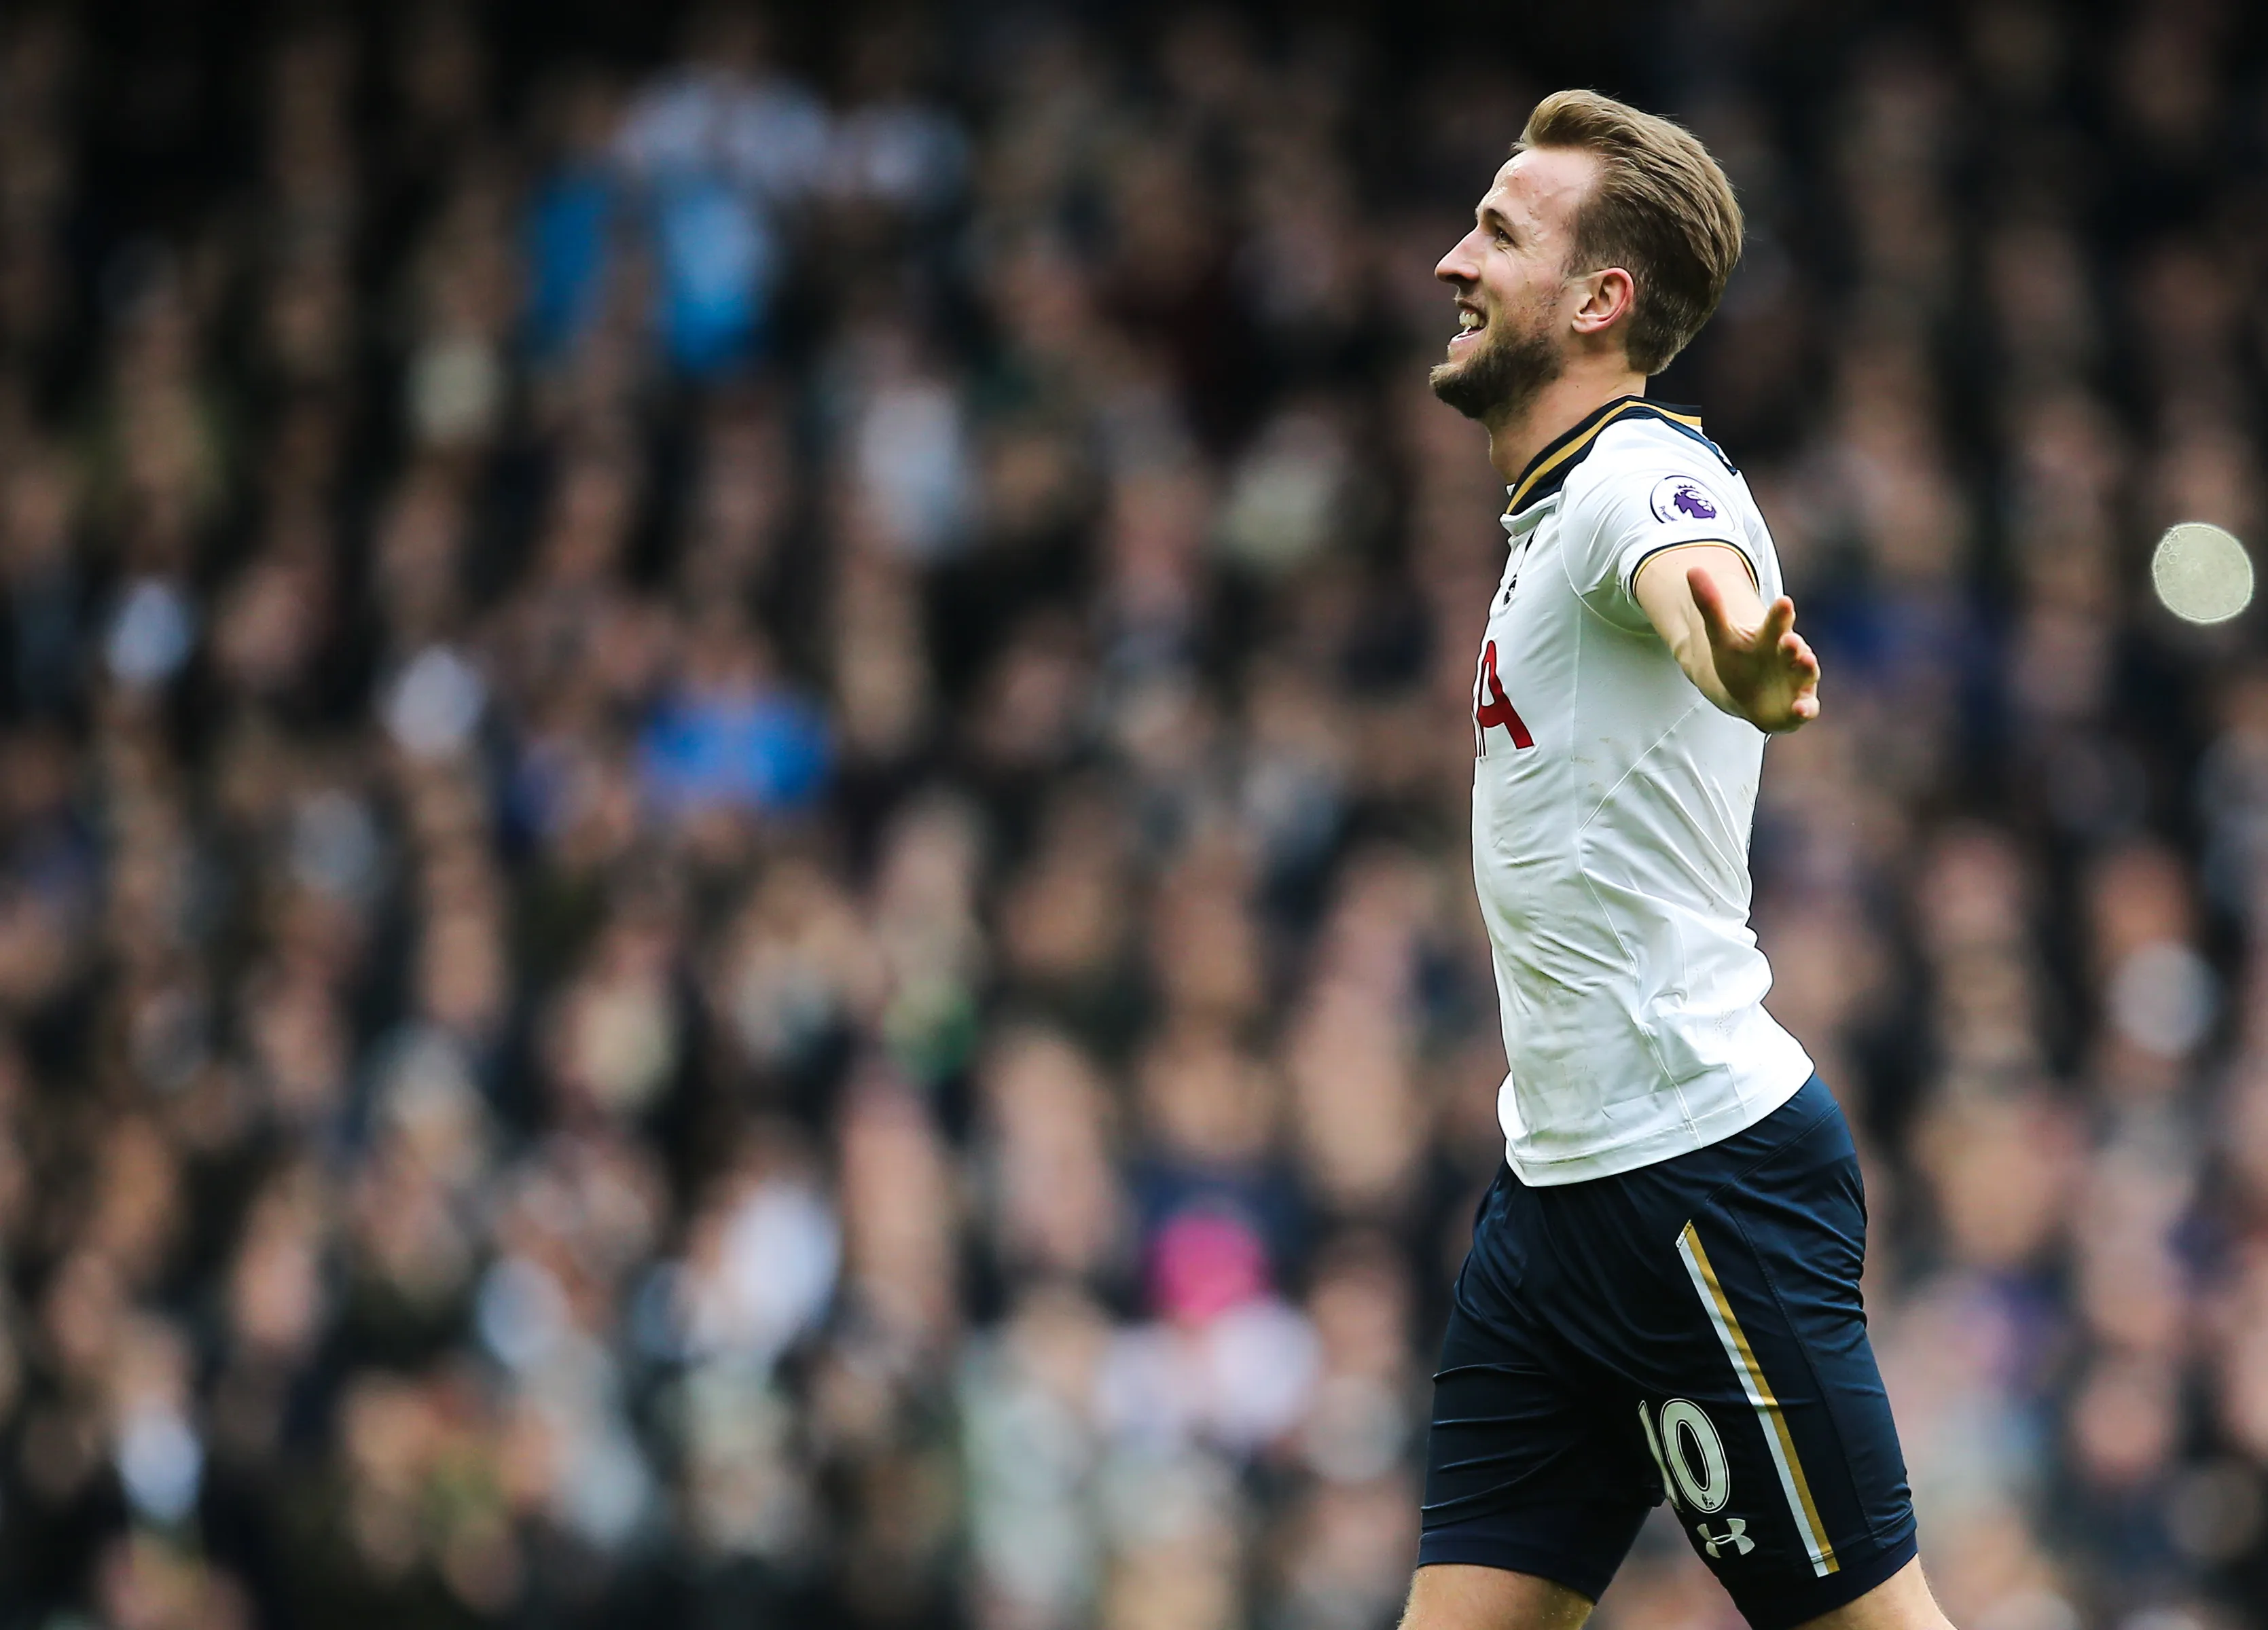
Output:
[0, 2, 2265, 1627]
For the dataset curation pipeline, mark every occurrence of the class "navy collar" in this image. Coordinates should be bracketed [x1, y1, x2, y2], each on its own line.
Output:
[1504, 396, 1714, 516]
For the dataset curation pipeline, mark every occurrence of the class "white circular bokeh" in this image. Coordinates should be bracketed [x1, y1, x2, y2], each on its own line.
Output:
[2151, 522, 2254, 625]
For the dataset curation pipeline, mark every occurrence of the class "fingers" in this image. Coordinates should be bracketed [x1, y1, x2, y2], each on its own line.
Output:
[1759, 595, 1796, 646]
[1690, 573, 1799, 655]
[1781, 630, 1822, 727]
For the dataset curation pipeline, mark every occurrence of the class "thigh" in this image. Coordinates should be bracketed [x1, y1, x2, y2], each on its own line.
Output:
[1401, 1563, 1596, 1630]
[1793, 1557, 1954, 1630]
[1625, 1099, 1919, 1630]
[1419, 1174, 1657, 1604]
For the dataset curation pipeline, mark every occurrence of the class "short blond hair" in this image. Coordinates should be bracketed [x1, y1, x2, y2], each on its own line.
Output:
[1516, 90, 1744, 376]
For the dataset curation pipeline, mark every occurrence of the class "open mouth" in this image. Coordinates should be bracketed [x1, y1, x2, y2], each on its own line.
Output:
[1449, 302, 1488, 352]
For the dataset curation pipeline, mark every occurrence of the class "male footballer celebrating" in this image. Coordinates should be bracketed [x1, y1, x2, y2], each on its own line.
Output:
[1405, 92, 1949, 1630]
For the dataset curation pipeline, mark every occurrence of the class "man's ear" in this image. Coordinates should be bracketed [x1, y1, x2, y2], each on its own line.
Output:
[1570, 267, 1636, 340]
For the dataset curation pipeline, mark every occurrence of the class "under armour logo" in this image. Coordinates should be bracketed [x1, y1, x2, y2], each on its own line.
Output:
[1696, 1519, 1754, 1559]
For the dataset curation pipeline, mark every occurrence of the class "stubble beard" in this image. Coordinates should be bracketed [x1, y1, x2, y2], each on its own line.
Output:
[1429, 313, 1565, 427]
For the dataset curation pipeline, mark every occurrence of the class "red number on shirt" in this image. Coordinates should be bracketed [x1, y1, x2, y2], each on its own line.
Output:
[1474, 640, 1534, 750]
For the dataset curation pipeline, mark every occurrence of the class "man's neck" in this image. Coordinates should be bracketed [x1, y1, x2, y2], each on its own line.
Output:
[1486, 366, 1651, 485]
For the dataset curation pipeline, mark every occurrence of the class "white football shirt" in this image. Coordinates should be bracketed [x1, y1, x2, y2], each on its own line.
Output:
[1470, 396, 1814, 1185]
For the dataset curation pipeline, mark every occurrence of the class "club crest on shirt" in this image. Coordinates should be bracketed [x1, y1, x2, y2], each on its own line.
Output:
[1650, 476, 1721, 524]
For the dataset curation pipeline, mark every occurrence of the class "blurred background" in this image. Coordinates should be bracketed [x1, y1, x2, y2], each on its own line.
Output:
[0, 1, 2265, 1627]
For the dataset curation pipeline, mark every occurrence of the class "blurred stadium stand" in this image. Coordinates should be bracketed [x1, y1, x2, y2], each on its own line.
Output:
[0, 2, 2265, 1627]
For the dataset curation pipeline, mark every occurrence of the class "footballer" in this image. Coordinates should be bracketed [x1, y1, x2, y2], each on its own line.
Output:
[1405, 91, 1949, 1630]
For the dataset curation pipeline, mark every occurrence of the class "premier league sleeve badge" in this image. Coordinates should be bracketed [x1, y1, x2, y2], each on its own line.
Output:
[1649, 475, 1723, 526]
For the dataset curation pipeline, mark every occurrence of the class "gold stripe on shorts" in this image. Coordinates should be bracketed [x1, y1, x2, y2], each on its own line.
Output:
[1676, 1220, 1840, 1577]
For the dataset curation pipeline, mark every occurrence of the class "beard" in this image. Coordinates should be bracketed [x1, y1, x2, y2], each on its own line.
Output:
[1429, 312, 1564, 424]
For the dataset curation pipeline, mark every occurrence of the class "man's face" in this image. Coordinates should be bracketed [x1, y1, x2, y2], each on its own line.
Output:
[1430, 147, 1600, 424]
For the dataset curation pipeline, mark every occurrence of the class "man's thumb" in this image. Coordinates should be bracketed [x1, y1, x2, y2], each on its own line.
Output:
[1688, 566, 1731, 640]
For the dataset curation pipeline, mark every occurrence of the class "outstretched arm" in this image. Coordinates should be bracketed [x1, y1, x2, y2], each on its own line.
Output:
[1632, 543, 1820, 732]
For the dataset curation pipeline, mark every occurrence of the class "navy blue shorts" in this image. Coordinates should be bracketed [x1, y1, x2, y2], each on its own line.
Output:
[1420, 1076, 1918, 1630]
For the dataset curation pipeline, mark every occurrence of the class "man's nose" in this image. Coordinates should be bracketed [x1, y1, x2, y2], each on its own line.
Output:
[1436, 232, 1479, 286]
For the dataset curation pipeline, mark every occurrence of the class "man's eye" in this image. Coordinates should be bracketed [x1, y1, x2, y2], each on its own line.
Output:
[1494, 228, 1513, 247]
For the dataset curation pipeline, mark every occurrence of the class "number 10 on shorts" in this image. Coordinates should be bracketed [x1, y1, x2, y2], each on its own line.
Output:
[1640, 1397, 1731, 1515]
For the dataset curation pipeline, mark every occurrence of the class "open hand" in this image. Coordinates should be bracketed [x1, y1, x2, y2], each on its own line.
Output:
[1687, 566, 1820, 732]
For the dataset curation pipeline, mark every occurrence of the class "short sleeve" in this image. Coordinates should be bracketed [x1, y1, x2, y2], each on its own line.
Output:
[1558, 463, 1755, 630]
